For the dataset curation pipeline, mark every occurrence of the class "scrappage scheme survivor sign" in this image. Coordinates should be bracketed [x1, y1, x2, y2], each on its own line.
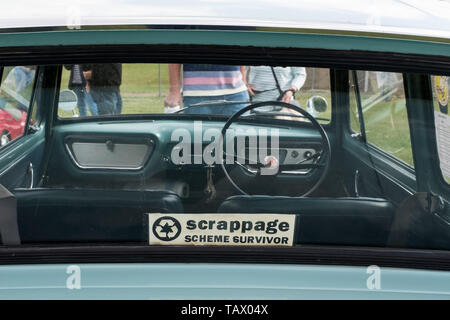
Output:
[148, 213, 296, 246]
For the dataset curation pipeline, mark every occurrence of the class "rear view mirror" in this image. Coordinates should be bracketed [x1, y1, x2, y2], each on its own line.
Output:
[58, 89, 78, 112]
[307, 95, 328, 113]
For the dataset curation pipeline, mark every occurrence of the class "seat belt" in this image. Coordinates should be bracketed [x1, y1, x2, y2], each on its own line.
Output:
[0, 184, 21, 245]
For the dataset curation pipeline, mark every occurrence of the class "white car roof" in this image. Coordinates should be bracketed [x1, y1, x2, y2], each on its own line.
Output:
[1, 0, 450, 41]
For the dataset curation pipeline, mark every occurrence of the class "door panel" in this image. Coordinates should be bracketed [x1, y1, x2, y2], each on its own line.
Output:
[0, 131, 45, 190]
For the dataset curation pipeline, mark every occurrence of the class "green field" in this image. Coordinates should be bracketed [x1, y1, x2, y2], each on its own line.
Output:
[350, 90, 413, 167]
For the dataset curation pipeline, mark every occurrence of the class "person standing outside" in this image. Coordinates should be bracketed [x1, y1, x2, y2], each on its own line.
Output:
[246, 66, 307, 104]
[64, 65, 98, 116]
[82, 63, 122, 115]
[164, 64, 249, 115]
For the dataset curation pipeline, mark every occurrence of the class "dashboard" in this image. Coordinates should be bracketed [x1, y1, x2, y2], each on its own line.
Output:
[46, 119, 328, 199]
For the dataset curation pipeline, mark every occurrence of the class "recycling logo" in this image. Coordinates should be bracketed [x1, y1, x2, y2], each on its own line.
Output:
[152, 216, 182, 241]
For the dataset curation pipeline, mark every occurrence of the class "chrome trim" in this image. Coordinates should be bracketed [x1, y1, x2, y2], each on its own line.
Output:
[244, 165, 312, 175]
[354, 169, 360, 197]
[242, 147, 317, 175]
[27, 163, 33, 189]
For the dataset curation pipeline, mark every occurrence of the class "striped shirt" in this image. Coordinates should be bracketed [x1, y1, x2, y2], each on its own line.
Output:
[182, 64, 247, 97]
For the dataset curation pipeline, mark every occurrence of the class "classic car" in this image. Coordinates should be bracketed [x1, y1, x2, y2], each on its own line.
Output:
[0, 0, 449, 302]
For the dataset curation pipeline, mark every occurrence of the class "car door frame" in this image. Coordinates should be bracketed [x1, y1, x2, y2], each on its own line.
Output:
[338, 69, 417, 207]
[0, 65, 58, 190]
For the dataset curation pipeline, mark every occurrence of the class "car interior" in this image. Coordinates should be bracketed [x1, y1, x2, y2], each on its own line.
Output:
[0, 61, 449, 252]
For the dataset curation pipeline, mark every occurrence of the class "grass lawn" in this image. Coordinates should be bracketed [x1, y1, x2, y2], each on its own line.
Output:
[350, 91, 414, 167]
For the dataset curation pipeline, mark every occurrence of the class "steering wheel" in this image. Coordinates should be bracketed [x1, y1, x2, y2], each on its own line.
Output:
[219, 101, 331, 197]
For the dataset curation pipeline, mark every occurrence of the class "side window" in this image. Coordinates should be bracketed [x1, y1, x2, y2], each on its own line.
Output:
[0, 66, 37, 147]
[349, 70, 414, 167]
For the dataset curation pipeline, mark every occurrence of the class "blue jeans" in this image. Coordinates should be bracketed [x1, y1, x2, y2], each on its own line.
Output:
[73, 87, 99, 116]
[73, 86, 87, 116]
[90, 86, 122, 115]
[183, 90, 249, 115]
[85, 92, 99, 116]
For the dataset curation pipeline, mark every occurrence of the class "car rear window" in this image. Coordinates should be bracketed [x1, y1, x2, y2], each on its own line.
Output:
[1, 59, 450, 256]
